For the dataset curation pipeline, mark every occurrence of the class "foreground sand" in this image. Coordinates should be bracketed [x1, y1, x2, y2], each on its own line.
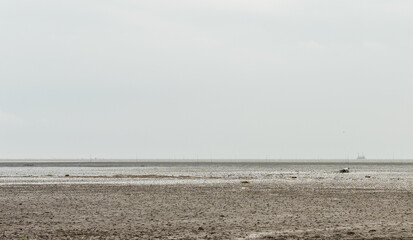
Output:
[0, 181, 412, 239]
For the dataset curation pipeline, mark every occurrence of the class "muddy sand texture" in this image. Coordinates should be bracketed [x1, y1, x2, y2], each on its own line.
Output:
[0, 183, 412, 239]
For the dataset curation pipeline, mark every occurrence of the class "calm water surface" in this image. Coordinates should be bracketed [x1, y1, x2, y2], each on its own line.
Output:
[0, 161, 412, 186]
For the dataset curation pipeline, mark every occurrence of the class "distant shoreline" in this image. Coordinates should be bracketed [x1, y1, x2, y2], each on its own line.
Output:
[1, 160, 413, 167]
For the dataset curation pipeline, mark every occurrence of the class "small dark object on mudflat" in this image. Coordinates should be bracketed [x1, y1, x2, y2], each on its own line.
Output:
[241, 181, 249, 184]
[339, 168, 350, 173]
[291, 176, 297, 179]
[365, 175, 371, 178]
[65, 174, 70, 177]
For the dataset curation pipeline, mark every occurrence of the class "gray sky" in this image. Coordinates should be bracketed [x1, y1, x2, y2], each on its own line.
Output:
[1, 0, 413, 159]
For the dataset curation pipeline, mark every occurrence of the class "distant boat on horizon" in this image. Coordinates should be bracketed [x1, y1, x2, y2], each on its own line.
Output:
[356, 154, 366, 160]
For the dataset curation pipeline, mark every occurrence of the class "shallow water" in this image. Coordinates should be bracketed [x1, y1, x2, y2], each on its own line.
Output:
[0, 161, 412, 186]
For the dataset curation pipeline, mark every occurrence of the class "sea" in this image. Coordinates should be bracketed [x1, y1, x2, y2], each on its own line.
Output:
[0, 160, 412, 186]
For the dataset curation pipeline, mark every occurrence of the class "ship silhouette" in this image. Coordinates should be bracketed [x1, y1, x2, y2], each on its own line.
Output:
[356, 153, 366, 160]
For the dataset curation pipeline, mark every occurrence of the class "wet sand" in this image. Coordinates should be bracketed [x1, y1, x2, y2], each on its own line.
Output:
[0, 181, 412, 239]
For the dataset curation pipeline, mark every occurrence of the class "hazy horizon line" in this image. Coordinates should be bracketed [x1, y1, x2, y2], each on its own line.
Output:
[1, 158, 413, 163]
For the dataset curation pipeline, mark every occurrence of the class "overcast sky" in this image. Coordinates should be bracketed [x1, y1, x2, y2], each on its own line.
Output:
[1, 0, 413, 159]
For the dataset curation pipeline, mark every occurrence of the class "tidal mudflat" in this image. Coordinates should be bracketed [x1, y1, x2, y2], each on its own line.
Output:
[1, 162, 412, 239]
[1, 177, 412, 239]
